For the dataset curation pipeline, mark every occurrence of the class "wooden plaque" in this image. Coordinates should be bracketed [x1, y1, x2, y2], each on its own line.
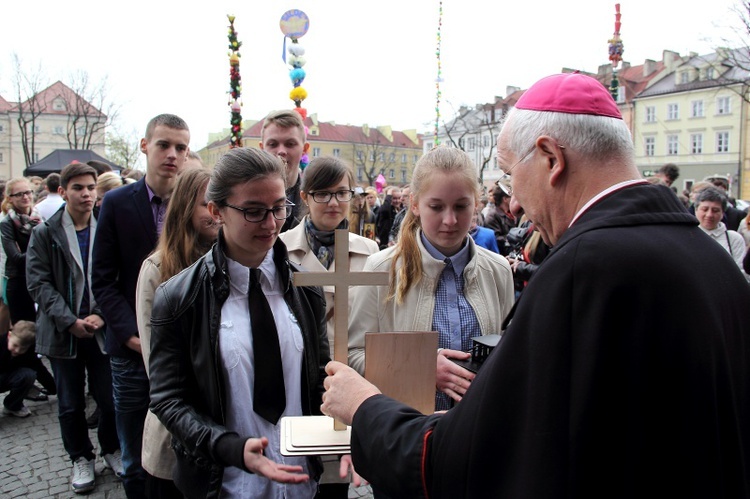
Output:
[364, 331, 438, 415]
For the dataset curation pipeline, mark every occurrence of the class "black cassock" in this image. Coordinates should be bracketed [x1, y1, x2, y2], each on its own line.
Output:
[351, 184, 750, 499]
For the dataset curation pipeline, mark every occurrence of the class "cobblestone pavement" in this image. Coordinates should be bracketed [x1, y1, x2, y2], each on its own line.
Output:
[0, 392, 124, 499]
[1, 365, 371, 498]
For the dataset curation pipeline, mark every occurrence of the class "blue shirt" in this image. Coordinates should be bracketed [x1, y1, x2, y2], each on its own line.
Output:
[421, 233, 481, 410]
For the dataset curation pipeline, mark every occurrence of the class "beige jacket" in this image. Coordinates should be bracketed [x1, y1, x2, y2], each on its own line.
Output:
[135, 251, 174, 479]
[347, 232, 515, 375]
[279, 217, 379, 352]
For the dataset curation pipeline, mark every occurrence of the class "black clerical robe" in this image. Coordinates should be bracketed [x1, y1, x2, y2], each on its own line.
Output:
[351, 184, 750, 499]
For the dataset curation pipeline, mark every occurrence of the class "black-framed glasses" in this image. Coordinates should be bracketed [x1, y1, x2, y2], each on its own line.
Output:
[223, 201, 295, 223]
[308, 190, 354, 203]
[8, 190, 33, 198]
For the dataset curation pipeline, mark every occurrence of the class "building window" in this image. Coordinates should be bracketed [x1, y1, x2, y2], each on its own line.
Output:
[706, 67, 715, 79]
[312, 147, 321, 157]
[53, 99, 66, 111]
[493, 157, 499, 170]
[717, 96, 731, 115]
[667, 135, 679, 155]
[680, 72, 690, 84]
[33, 152, 40, 162]
[357, 151, 364, 161]
[667, 103, 679, 120]
[389, 153, 395, 162]
[716, 131, 730, 153]
[0, 125, 4, 132]
[413, 155, 419, 163]
[467, 138, 476, 151]
[644, 137, 655, 157]
[425, 142, 433, 150]
[369, 152, 375, 161]
[0, 153, 3, 163]
[332, 148, 340, 157]
[645, 106, 656, 123]
[458, 138, 465, 149]
[53, 126, 64, 135]
[357, 168, 364, 182]
[401, 170, 407, 183]
[691, 100, 704, 118]
[402, 154, 407, 163]
[389, 169, 395, 179]
[690, 133, 703, 154]
[483, 135, 489, 147]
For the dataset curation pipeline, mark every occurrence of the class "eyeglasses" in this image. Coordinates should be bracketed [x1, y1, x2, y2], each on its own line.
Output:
[308, 190, 354, 203]
[223, 201, 295, 223]
[8, 190, 33, 199]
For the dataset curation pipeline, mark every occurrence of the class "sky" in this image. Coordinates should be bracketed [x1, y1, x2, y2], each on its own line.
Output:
[1, 0, 745, 161]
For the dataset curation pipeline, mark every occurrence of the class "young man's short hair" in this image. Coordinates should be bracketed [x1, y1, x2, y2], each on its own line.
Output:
[60, 163, 98, 189]
[261, 110, 306, 141]
[144, 114, 189, 141]
[45, 173, 61, 192]
[10, 320, 36, 347]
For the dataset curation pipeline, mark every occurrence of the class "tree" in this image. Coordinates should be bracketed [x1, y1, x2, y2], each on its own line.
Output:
[63, 70, 118, 150]
[106, 127, 141, 170]
[12, 54, 48, 167]
[441, 101, 504, 183]
[351, 126, 402, 186]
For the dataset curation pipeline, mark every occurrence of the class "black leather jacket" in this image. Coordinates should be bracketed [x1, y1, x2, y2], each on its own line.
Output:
[148, 234, 330, 499]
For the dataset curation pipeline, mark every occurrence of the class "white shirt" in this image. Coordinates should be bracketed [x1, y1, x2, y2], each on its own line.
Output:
[218, 249, 316, 499]
[36, 193, 65, 221]
[700, 222, 749, 279]
[569, 179, 648, 227]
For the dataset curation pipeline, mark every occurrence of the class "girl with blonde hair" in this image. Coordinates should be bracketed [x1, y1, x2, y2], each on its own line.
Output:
[348, 147, 515, 410]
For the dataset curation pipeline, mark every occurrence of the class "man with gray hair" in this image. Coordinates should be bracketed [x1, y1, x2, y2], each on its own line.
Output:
[320, 73, 750, 498]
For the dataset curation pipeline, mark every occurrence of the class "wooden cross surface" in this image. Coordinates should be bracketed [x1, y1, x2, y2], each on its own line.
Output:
[292, 229, 389, 364]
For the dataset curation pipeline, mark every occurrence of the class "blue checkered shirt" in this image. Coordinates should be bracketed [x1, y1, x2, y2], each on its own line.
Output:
[421, 234, 481, 410]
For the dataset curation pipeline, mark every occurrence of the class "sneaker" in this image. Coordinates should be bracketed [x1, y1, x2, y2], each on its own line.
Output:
[71, 457, 95, 494]
[102, 449, 124, 478]
[2, 405, 31, 418]
[24, 386, 48, 402]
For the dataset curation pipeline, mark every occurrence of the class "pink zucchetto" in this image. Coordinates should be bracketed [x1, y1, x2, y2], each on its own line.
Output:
[515, 73, 623, 120]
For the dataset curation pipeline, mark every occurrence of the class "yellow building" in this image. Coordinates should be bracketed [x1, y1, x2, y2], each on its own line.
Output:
[632, 49, 750, 198]
[200, 113, 423, 187]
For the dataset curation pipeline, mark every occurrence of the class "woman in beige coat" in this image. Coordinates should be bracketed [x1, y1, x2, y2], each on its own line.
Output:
[279, 156, 377, 498]
[135, 168, 219, 497]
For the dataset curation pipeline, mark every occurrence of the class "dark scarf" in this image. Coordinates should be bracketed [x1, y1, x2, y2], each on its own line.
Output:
[304, 217, 348, 269]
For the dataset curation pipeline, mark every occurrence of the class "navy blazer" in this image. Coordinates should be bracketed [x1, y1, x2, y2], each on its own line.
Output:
[92, 177, 158, 359]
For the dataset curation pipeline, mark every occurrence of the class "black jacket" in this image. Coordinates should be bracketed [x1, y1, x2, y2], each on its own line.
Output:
[148, 234, 330, 499]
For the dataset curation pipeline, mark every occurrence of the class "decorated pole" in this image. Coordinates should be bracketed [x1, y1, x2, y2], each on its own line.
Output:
[608, 4, 624, 101]
[281, 9, 311, 170]
[434, 1, 443, 146]
[227, 15, 243, 148]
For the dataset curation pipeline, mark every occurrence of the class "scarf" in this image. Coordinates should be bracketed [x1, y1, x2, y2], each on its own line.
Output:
[8, 207, 42, 236]
[304, 217, 349, 269]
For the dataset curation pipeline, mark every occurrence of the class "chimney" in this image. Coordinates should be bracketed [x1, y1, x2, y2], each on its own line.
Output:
[505, 85, 520, 96]
[643, 59, 656, 77]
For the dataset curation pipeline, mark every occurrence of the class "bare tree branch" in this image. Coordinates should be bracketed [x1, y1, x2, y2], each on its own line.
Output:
[12, 54, 48, 167]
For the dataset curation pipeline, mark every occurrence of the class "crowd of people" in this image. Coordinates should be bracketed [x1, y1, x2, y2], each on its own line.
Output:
[1, 73, 749, 499]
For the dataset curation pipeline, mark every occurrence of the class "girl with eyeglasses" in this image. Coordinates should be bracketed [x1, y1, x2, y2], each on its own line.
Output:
[1, 178, 42, 323]
[147, 148, 356, 498]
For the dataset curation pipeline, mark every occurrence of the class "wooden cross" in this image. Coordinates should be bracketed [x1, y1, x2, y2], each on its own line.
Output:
[292, 229, 389, 430]
[292, 229, 389, 364]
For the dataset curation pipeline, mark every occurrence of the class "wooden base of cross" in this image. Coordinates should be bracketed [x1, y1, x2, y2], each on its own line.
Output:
[292, 229, 389, 430]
